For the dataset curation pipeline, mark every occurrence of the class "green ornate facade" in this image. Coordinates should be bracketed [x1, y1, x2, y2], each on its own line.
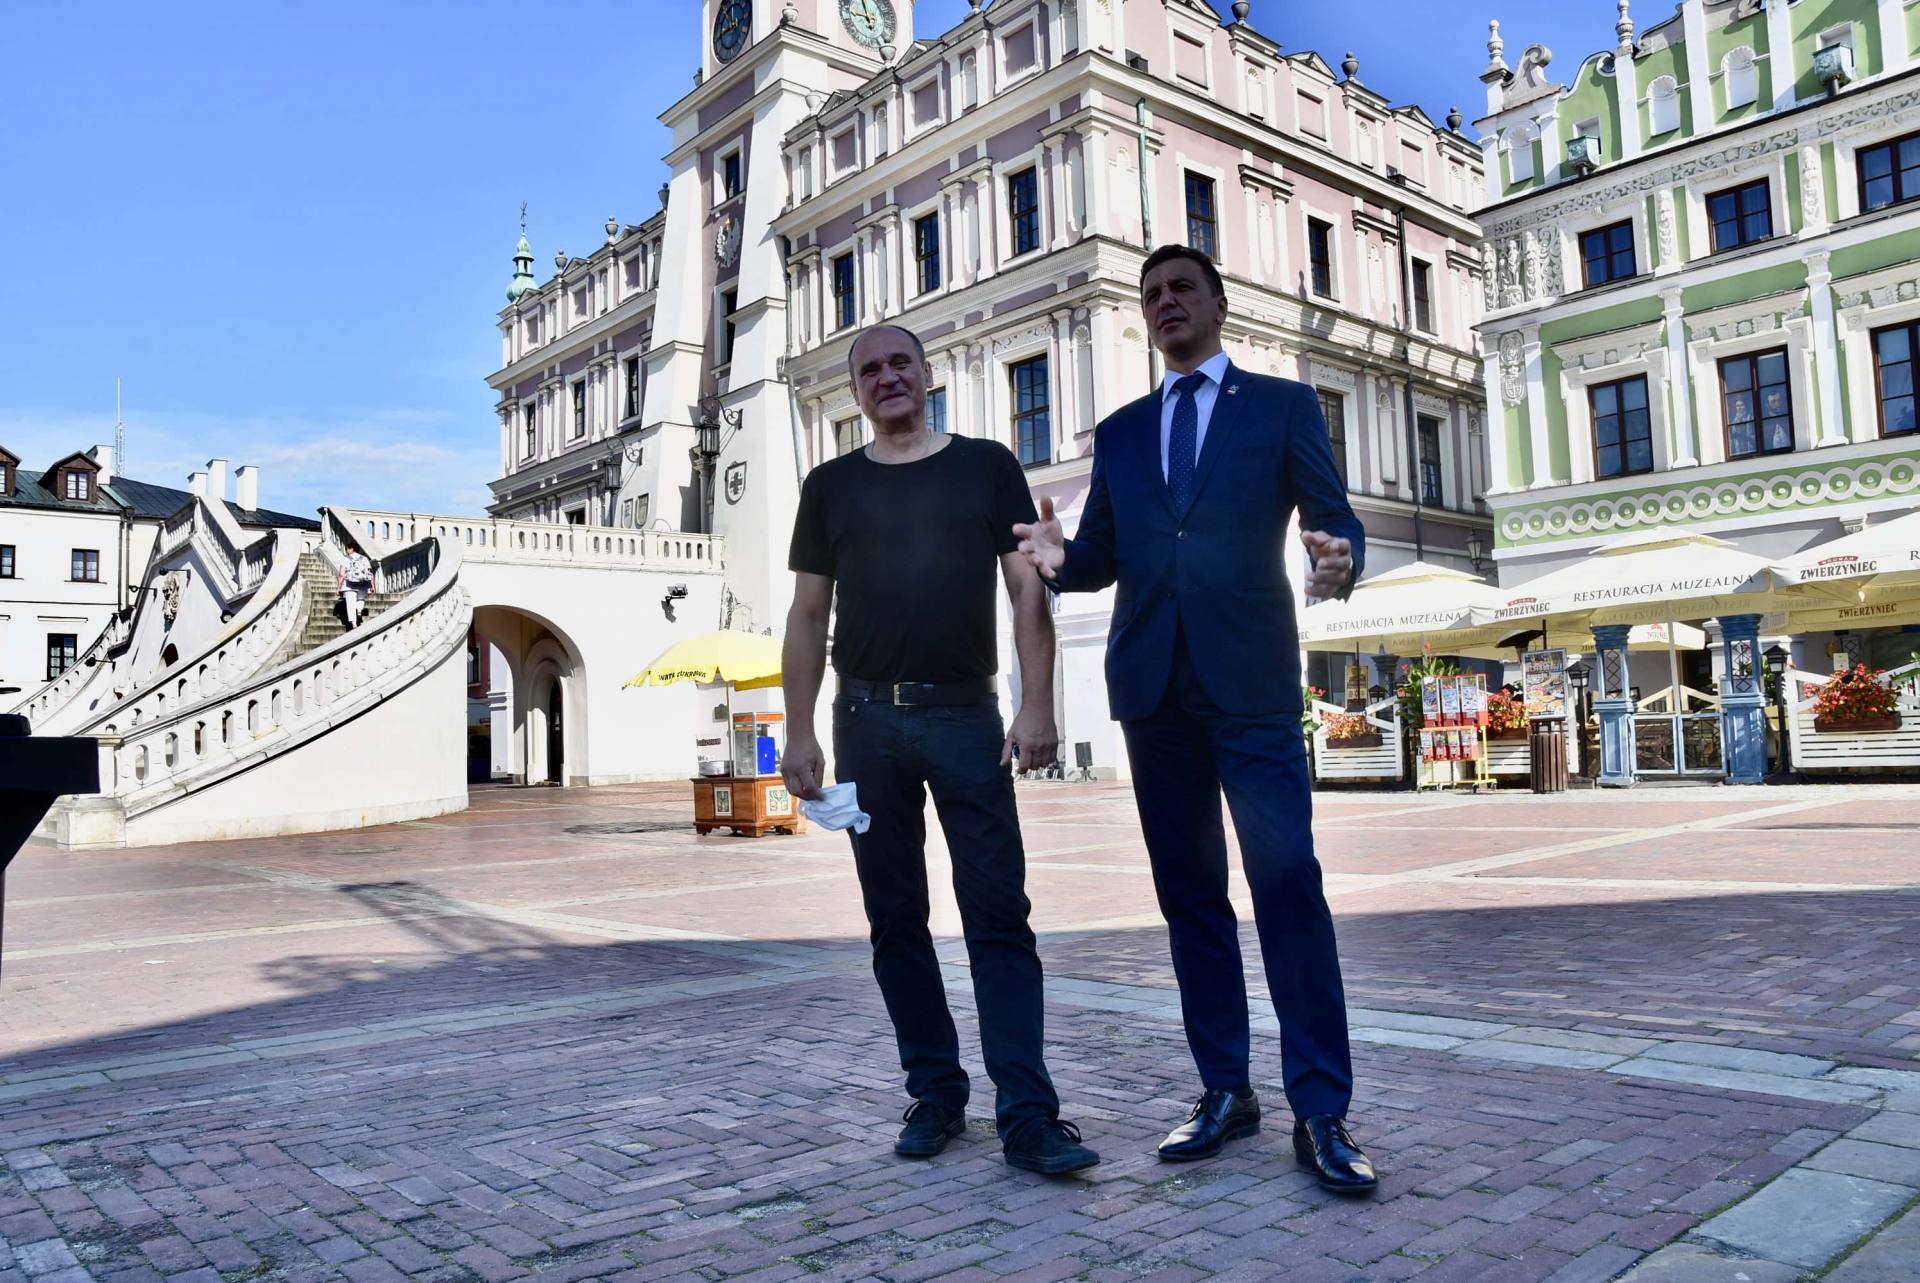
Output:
[1473, 0, 1920, 593]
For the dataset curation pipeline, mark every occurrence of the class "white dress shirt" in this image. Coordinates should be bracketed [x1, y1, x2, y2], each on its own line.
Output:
[1158, 350, 1232, 482]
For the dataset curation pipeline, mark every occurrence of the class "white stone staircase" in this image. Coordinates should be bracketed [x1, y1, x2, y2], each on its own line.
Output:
[32, 506, 472, 848]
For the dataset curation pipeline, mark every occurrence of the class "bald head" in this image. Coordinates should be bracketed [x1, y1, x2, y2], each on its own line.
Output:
[847, 323, 927, 374]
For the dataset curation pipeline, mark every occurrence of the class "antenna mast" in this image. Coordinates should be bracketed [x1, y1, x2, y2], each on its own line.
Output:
[115, 378, 125, 475]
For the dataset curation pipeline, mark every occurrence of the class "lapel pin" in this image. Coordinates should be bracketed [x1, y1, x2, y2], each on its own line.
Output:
[1226, 384, 1240, 396]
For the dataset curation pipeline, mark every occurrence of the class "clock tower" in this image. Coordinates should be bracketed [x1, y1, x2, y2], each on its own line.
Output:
[645, 0, 915, 629]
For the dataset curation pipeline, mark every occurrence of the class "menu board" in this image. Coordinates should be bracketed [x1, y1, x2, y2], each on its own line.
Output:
[1522, 648, 1570, 721]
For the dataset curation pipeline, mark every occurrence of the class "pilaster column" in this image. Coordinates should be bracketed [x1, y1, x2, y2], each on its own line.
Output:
[1520, 328, 1554, 486]
[1716, 614, 1767, 785]
[1046, 137, 1069, 251]
[1769, 0, 1797, 109]
[1806, 252, 1849, 447]
[1682, 0, 1713, 134]
[1881, 0, 1912, 75]
[973, 170, 995, 277]
[1661, 288, 1699, 468]
[1051, 308, 1075, 454]
[1480, 345, 1511, 494]
[1593, 623, 1636, 788]
[1080, 124, 1109, 238]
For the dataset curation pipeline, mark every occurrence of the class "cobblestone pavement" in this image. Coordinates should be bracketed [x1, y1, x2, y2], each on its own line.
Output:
[4, 781, 1919, 1282]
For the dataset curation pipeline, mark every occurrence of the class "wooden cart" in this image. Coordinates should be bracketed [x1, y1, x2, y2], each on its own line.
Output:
[691, 775, 806, 837]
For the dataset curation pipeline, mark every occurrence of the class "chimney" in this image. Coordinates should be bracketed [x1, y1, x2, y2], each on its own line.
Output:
[189, 470, 208, 498]
[89, 444, 115, 484]
[205, 458, 229, 503]
[235, 466, 260, 512]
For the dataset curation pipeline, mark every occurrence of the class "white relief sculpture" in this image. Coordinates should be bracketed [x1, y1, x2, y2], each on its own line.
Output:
[1800, 143, 1825, 226]
[1482, 242, 1499, 310]
[1656, 189, 1677, 266]
[1522, 231, 1544, 301]
[1498, 238, 1522, 307]
[1497, 332, 1525, 405]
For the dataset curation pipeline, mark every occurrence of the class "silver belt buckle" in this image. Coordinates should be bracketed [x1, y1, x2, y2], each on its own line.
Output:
[891, 682, 910, 705]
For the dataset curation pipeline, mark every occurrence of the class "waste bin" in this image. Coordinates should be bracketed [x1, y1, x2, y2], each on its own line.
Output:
[1528, 720, 1568, 794]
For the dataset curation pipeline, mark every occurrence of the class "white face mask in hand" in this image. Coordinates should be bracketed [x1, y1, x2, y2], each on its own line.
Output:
[798, 782, 871, 834]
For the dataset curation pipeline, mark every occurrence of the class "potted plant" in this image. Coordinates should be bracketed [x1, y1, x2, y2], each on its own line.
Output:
[1811, 664, 1903, 733]
[1300, 685, 1327, 737]
[1485, 689, 1529, 741]
[1320, 710, 1382, 749]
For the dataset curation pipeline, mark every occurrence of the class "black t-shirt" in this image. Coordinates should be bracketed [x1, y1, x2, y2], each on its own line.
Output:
[788, 435, 1038, 683]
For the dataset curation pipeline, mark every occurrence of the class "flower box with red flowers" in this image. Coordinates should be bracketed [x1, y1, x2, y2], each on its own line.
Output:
[1485, 690, 1530, 740]
[1320, 711, 1382, 748]
[1810, 664, 1903, 734]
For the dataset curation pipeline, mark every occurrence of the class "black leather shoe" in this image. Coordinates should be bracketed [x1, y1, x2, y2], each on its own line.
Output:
[1157, 1088, 1260, 1162]
[1293, 1115, 1378, 1194]
[1003, 1118, 1100, 1175]
[894, 1101, 965, 1158]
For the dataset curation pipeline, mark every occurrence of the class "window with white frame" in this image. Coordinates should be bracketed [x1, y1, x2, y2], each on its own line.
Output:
[914, 212, 942, 294]
[1723, 47, 1759, 110]
[1298, 90, 1327, 139]
[1010, 355, 1051, 466]
[1003, 22, 1038, 78]
[719, 148, 743, 203]
[1307, 216, 1336, 298]
[1184, 171, 1218, 261]
[1174, 34, 1207, 87]
[911, 79, 939, 130]
[1007, 167, 1041, 257]
[830, 127, 856, 175]
[1316, 388, 1349, 488]
[834, 416, 865, 456]
[1399, 140, 1427, 186]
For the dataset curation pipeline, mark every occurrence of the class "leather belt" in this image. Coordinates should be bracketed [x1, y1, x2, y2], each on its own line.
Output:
[838, 677, 995, 707]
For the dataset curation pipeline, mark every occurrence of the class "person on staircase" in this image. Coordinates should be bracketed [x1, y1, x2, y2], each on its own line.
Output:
[338, 547, 375, 629]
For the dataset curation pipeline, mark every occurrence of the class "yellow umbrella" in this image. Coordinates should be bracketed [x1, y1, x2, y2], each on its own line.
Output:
[626, 630, 784, 776]
[625, 630, 783, 691]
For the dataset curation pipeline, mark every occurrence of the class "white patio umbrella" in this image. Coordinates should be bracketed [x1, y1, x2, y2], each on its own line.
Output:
[1477, 527, 1799, 704]
[1298, 561, 1512, 656]
[1774, 510, 1920, 633]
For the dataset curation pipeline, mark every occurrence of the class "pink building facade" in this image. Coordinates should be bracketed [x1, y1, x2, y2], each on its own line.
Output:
[487, 0, 1493, 777]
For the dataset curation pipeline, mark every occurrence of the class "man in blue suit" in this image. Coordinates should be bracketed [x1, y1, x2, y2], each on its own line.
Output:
[1014, 245, 1376, 1193]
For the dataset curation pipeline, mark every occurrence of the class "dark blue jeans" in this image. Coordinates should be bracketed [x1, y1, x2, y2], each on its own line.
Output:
[831, 695, 1060, 1139]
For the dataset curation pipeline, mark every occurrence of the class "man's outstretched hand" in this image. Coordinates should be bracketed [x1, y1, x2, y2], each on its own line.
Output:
[1012, 497, 1066, 581]
[1302, 530, 1354, 599]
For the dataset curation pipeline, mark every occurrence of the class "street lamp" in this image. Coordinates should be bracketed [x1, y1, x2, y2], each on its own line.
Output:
[1567, 658, 1591, 778]
[693, 394, 742, 534]
[1764, 643, 1792, 781]
[1465, 528, 1491, 578]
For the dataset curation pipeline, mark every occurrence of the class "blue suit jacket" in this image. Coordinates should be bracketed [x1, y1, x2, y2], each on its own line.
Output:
[1053, 364, 1365, 721]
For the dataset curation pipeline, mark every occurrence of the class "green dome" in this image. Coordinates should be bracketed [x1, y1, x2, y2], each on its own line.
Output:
[506, 235, 537, 303]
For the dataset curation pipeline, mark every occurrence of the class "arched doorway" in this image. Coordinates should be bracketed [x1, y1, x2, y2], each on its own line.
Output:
[469, 604, 588, 788]
[545, 682, 565, 784]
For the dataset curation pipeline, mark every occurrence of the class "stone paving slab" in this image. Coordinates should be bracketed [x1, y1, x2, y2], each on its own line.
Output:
[3, 780, 1920, 1282]
[1692, 1169, 1912, 1268]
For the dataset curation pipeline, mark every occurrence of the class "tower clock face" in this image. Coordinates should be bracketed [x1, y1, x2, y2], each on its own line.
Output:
[839, 0, 897, 49]
[713, 0, 751, 63]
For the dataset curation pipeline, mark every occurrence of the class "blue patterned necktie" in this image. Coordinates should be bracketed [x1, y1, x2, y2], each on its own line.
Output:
[1166, 372, 1206, 511]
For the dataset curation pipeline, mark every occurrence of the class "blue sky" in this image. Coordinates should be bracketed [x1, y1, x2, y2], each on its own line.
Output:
[6, 1, 1600, 517]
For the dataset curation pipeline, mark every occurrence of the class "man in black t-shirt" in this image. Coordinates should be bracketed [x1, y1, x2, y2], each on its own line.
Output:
[781, 323, 1098, 1177]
